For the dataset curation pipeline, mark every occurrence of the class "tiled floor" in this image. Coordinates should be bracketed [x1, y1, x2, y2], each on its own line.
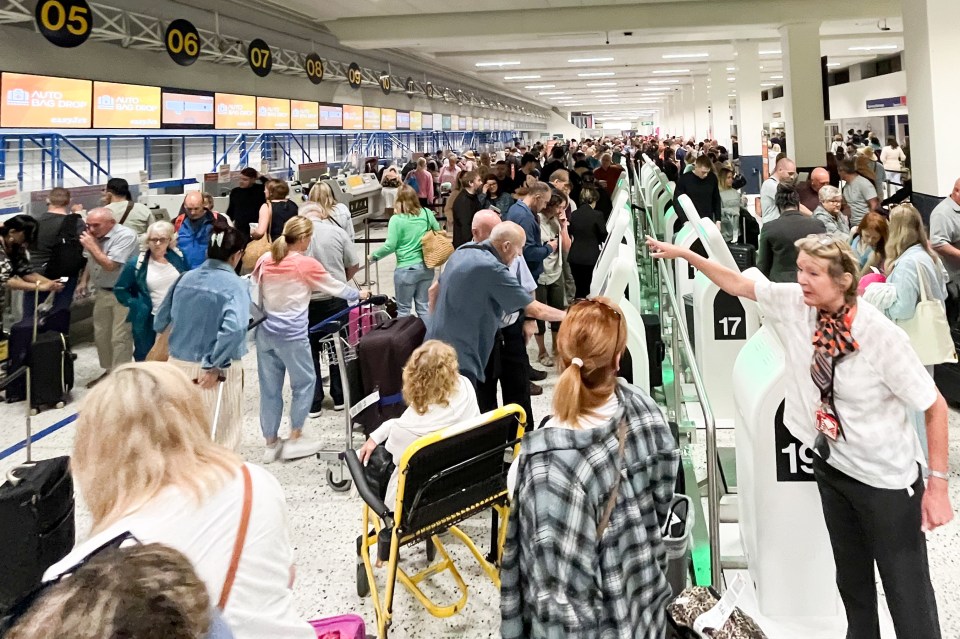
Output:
[3, 240, 960, 638]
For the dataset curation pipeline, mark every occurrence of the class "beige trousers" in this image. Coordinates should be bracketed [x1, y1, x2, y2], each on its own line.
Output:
[168, 357, 245, 452]
[93, 289, 134, 370]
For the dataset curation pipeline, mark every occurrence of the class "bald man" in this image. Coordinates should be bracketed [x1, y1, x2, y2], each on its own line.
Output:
[77, 207, 139, 386]
[760, 157, 798, 223]
[175, 191, 220, 269]
[797, 167, 831, 215]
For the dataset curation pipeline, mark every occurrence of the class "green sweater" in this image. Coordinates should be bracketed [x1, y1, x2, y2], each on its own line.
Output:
[371, 208, 441, 268]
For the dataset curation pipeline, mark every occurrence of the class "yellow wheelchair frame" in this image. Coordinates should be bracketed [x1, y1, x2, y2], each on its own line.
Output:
[342, 405, 527, 638]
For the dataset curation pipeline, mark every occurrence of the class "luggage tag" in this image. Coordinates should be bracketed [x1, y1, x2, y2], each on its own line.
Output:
[815, 406, 840, 442]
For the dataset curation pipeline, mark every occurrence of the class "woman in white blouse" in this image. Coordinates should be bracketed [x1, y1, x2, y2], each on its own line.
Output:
[646, 232, 952, 638]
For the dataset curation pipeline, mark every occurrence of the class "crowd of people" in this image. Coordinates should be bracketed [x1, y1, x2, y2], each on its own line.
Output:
[1, 128, 957, 639]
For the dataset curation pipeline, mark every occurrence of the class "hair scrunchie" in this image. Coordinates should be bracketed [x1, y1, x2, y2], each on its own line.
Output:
[570, 357, 584, 368]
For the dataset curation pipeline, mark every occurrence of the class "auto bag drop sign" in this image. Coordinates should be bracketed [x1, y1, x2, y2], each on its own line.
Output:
[1, 73, 91, 128]
[93, 82, 161, 129]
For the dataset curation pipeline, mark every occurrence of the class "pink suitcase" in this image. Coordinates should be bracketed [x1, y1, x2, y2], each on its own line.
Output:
[347, 305, 376, 347]
[309, 614, 366, 638]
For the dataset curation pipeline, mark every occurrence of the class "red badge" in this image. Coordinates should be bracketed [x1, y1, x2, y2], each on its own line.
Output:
[816, 408, 840, 441]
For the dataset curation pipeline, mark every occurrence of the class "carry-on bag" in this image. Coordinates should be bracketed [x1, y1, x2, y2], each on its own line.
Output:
[726, 243, 756, 271]
[353, 316, 426, 435]
[642, 313, 666, 388]
[309, 614, 366, 639]
[4, 291, 73, 408]
[667, 579, 768, 639]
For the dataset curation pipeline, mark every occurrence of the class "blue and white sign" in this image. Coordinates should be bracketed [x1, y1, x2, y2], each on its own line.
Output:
[866, 96, 906, 110]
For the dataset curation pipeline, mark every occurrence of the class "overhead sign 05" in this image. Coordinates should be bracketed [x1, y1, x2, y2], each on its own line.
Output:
[35, 0, 92, 48]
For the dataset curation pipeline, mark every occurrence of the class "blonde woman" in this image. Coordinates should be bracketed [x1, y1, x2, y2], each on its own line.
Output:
[370, 185, 441, 320]
[43, 362, 317, 639]
[877, 204, 948, 321]
[252, 179, 298, 241]
[358, 340, 480, 505]
[253, 216, 364, 462]
[115, 221, 188, 361]
[306, 180, 352, 233]
[502, 298, 679, 638]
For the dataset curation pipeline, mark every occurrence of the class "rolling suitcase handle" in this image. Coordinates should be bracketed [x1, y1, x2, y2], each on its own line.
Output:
[210, 374, 228, 441]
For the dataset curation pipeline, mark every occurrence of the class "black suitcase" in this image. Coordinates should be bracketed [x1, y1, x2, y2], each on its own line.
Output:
[935, 326, 960, 404]
[353, 316, 426, 434]
[0, 456, 75, 614]
[643, 313, 666, 388]
[727, 243, 756, 271]
[5, 306, 73, 407]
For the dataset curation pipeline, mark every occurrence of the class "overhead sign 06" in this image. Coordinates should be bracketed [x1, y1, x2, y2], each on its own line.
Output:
[165, 19, 200, 66]
[305, 53, 324, 84]
[247, 38, 272, 77]
[35, 0, 92, 48]
[347, 63, 363, 89]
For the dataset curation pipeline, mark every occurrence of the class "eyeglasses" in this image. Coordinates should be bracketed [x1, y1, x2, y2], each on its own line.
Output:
[147, 237, 170, 244]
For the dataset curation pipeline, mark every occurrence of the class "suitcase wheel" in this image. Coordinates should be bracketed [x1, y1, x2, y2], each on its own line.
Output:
[55, 401, 64, 409]
[327, 468, 352, 492]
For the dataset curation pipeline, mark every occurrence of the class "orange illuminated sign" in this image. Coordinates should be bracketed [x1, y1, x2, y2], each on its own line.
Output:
[363, 106, 381, 130]
[291, 100, 318, 130]
[380, 108, 396, 131]
[1, 72, 91, 128]
[93, 81, 160, 129]
[214, 93, 256, 129]
[410, 111, 422, 131]
[256, 97, 290, 130]
[343, 105, 363, 130]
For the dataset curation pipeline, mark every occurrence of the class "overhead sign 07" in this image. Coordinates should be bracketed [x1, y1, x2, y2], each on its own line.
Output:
[247, 38, 272, 77]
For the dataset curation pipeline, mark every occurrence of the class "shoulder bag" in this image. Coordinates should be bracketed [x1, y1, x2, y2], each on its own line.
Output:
[218, 464, 252, 611]
[897, 262, 958, 366]
[419, 209, 454, 268]
[241, 202, 272, 272]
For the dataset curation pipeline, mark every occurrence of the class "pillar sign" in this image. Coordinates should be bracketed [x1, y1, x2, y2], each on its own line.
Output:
[35, 0, 92, 48]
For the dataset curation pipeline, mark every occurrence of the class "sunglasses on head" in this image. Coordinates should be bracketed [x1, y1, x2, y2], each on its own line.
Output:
[571, 297, 623, 346]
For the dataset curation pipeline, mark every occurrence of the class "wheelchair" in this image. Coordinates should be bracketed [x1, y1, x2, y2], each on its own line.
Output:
[341, 405, 527, 638]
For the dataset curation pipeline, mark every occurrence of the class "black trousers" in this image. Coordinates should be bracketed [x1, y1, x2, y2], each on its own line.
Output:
[308, 297, 348, 410]
[476, 321, 533, 428]
[945, 280, 960, 329]
[813, 457, 941, 639]
[569, 262, 594, 300]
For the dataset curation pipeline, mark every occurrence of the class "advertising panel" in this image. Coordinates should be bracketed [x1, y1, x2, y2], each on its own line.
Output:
[320, 104, 343, 129]
[396, 111, 410, 130]
[214, 93, 256, 129]
[161, 89, 214, 128]
[92, 81, 161, 128]
[363, 106, 381, 130]
[342, 104, 363, 130]
[256, 96, 290, 130]
[290, 100, 318, 130]
[380, 108, 396, 130]
[1, 72, 91, 128]
[438, 115, 448, 131]
[458, 116, 467, 131]
[419, 113, 431, 130]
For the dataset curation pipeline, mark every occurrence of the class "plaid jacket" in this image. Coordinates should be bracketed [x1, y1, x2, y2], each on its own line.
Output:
[500, 382, 679, 638]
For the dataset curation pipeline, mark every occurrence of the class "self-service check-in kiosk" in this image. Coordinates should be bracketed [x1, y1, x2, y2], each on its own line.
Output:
[672, 194, 707, 303]
[733, 323, 843, 627]
[600, 255, 651, 394]
[591, 200, 632, 299]
[324, 173, 384, 224]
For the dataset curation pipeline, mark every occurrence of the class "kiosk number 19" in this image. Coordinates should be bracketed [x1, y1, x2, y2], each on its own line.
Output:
[780, 442, 814, 477]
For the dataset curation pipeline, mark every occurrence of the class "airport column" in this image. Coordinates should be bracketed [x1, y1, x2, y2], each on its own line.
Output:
[735, 41, 764, 194]
[694, 75, 711, 142]
[779, 21, 825, 167]
[680, 85, 694, 140]
[901, 0, 960, 195]
[709, 63, 730, 149]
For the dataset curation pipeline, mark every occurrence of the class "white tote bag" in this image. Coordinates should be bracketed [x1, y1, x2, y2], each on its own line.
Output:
[897, 262, 958, 366]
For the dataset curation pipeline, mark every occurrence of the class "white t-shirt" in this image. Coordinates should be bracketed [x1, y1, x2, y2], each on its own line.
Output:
[760, 177, 780, 224]
[44, 464, 314, 639]
[755, 281, 937, 489]
[146, 259, 181, 315]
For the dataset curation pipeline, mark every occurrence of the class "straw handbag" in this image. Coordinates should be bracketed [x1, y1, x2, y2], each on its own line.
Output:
[419, 210, 453, 268]
[242, 203, 272, 272]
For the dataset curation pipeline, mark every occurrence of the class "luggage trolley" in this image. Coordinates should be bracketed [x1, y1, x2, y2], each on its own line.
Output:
[308, 295, 391, 491]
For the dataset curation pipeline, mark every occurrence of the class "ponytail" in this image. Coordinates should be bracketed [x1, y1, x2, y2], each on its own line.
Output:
[270, 215, 313, 264]
[270, 235, 291, 264]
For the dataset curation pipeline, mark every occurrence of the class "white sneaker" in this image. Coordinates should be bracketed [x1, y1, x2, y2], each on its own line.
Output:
[309, 408, 322, 418]
[262, 442, 282, 465]
[281, 436, 323, 461]
[333, 403, 345, 412]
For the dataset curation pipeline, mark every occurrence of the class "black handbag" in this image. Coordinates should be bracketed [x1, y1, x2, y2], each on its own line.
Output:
[0, 456, 76, 615]
[364, 445, 396, 503]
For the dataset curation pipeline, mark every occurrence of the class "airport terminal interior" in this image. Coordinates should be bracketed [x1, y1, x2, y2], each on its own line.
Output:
[1, 0, 960, 638]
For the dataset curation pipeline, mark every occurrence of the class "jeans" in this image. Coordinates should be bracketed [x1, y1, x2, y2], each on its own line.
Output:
[22, 276, 77, 321]
[308, 297, 348, 410]
[255, 330, 316, 440]
[394, 262, 433, 322]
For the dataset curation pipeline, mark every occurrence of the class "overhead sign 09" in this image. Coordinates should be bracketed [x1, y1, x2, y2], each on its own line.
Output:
[35, 0, 92, 48]
[347, 63, 363, 89]
[305, 53, 324, 85]
[247, 38, 272, 77]
[165, 19, 200, 66]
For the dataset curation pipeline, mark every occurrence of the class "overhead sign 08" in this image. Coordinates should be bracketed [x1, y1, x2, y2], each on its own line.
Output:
[305, 53, 324, 85]
[35, 0, 92, 48]
[165, 19, 200, 66]
[347, 63, 363, 89]
[247, 38, 272, 77]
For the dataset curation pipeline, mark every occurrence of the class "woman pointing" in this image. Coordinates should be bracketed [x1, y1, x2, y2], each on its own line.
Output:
[645, 233, 952, 639]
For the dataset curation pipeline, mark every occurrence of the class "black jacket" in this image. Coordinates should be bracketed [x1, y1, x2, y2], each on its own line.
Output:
[452, 190, 482, 247]
[757, 210, 827, 283]
[673, 171, 722, 224]
[226, 181, 267, 244]
[567, 205, 608, 266]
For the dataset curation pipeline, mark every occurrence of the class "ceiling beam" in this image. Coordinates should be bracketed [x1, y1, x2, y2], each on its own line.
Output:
[325, 0, 900, 48]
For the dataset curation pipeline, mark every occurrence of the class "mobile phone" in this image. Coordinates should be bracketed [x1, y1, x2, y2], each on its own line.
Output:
[58, 277, 69, 283]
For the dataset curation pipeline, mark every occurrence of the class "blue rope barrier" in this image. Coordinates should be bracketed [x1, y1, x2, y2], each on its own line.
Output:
[0, 412, 78, 461]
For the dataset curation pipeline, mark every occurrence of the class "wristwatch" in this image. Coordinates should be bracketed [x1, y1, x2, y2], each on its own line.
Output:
[929, 469, 950, 482]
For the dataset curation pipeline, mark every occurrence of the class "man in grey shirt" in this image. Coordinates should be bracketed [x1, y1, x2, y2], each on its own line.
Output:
[930, 177, 960, 327]
[839, 159, 879, 228]
[78, 207, 139, 387]
[760, 157, 798, 224]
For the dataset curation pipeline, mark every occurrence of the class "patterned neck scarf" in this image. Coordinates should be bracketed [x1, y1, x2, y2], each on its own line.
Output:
[811, 305, 859, 402]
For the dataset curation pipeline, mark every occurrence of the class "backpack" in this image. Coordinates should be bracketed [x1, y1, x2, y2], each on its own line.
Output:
[44, 214, 85, 278]
[404, 173, 420, 193]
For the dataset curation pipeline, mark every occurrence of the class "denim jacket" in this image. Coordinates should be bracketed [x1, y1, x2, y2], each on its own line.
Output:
[885, 244, 948, 322]
[154, 259, 250, 369]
